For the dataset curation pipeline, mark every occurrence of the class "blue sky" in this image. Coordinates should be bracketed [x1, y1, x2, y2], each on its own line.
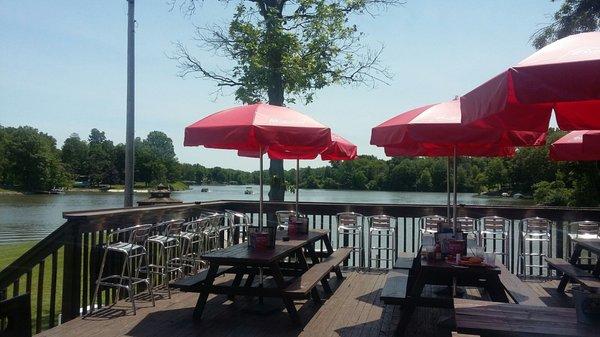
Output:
[0, 0, 561, 170]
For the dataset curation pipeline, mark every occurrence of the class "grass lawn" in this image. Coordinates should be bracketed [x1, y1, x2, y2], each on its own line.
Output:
[1, 241, 64, 332]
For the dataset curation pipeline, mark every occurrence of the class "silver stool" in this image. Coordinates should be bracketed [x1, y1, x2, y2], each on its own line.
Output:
[276, 210, 298, 231]
[147, 219, 184, 298]
[178, 219, 206, 275]
[336, 212, 364, 268]
[202, 214, 225, 252]
[90, 224, 155, 315]
[419, 215, 447, 235]
[479, 216, 511, 268]
[518, 217, 552, 276]
[225, 209, 251, 245]
[367, 215, 396, 269]
[567, 221, 599, 263]
[454, 216, 478, 246]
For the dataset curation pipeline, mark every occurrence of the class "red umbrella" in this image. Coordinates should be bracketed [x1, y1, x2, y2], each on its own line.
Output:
[461, 32, 600, 131]
[384, 142, 515, 158]
[550, 131, 600, 161]
[239, 132, 357, 211]
[185, 103, 331, 152]
[371, 100, 525, 228]
[184, 103, 331, 229]
[371, 100, 546, 148]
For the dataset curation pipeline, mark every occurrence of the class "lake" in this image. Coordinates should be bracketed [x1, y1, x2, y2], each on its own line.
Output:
[0, 185, 532, 244]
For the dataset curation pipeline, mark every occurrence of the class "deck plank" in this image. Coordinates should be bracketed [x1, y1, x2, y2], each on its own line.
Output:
[37, 271, 578, 337]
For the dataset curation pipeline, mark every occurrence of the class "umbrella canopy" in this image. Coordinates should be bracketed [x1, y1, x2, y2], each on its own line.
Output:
[239, 132, 357, 161]
[384, 142, 516, 157]
[239, 132, 358, 213]
[550, 130, 600, 161]
[184, 103, 331, 152]
[371, 100, 546, 148]
[371, 100, 523, 231]
[461, 32, 600, 130]
[185, 103, 332, 230]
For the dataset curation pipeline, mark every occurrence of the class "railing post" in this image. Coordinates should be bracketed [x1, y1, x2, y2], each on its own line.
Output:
[554, 219, 564, 259]
[61, 221, 82, 322]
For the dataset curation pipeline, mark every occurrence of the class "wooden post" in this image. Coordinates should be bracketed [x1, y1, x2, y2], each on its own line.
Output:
[61, 221, 82, 322]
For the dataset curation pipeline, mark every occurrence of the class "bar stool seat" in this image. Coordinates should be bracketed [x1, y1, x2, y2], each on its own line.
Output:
[90, 224, 155, 315]
[367, 215, 396, 269]
[336, 212, 364, 268]
[518, 217, 552, 276]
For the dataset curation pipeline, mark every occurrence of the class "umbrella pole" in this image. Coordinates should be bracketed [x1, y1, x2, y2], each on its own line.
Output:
[453, 146, 458, 233]
[446, 157, 451, 222]
[259, 147, 264, 231]
[295, 159, 299, 213]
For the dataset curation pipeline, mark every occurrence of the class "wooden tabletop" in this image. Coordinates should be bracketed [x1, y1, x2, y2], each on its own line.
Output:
[572, 238, 600, 254]
[420, 258, 501, 275]
[201, 230, 328, 265]
[453, 298, 597, 336]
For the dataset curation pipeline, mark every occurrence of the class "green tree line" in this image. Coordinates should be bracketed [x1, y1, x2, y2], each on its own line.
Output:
[0, 125, 598, 207]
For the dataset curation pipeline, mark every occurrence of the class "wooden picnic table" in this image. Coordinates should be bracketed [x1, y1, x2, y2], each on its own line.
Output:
[396, 250, 510, 334]
[554, 238, 600, 293]
[452, 298, 597, 337]
[193, 229, 333, 323]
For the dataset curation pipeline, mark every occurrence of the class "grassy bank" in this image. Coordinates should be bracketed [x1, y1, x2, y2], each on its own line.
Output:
[1, 241, 64, 332]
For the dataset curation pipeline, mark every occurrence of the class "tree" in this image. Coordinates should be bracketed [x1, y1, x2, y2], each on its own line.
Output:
[172, 0, 400, 201]
[415, 169, 433, 192]
[87, 128, 117, 185]
[532, 0, 600, 48]
[3, 126, 69, 191]
[61, 133, 89, 175]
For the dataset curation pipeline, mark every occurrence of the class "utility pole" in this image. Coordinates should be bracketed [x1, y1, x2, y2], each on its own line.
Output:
[124, 0, 135, 207]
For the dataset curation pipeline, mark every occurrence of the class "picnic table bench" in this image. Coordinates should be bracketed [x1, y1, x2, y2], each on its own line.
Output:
[547, 238, 600, 293]
[496, 257, 546, 306]
[172, 229, 349, 323]
[452, 298, 596, 337]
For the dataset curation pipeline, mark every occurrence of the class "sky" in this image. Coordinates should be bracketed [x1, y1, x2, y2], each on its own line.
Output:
[0, 0, 562, 171]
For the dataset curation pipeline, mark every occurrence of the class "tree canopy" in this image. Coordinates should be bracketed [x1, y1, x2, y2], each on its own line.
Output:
[532, 0, 600, 48]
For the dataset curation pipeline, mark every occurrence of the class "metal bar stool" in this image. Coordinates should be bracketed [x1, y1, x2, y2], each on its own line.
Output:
[567, 221, 599, 263]
[276, 210, 298, 231]
[336, 212, 364, 268]
[479, 216, 511, 269]
[419, 215, 447, 235]
[147, 219, 184, 299]
[90, 224, 155, 315]
[225, 209, 251, 245]
[178, 219, 204, 275]
[454, 216, 478, 245]
[202, 214, 224, 252]
[367, 215, 396, 269]
[518, 217, 552, 276]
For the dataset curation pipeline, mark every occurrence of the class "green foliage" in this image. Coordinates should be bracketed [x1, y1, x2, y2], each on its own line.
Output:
[533, 180, 573, 206]
[173, 0, 398, 104]
[532, 0, 600, 49]
[0, 125, 69, 191]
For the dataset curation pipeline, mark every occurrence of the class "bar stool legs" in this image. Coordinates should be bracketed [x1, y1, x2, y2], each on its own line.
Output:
[90, 224, 155, 315]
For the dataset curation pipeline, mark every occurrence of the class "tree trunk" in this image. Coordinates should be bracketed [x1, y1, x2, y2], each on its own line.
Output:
[264, 1, 286, 202]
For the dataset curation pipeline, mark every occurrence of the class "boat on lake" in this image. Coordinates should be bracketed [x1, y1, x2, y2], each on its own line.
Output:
[200, 187, 210, 192]
[244, 186, 253, 195]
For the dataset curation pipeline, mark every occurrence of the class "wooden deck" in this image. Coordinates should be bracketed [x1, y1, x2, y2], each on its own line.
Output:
[37, 271, 575, 337]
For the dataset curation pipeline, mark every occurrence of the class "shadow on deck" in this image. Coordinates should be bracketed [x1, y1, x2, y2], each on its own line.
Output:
[37, 271, 574, 337]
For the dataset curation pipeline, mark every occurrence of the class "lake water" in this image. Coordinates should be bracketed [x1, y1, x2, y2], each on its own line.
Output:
[0, 185, 532, 244]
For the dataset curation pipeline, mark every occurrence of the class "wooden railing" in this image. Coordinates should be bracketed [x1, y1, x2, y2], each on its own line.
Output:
[0, 200, 598, 334]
